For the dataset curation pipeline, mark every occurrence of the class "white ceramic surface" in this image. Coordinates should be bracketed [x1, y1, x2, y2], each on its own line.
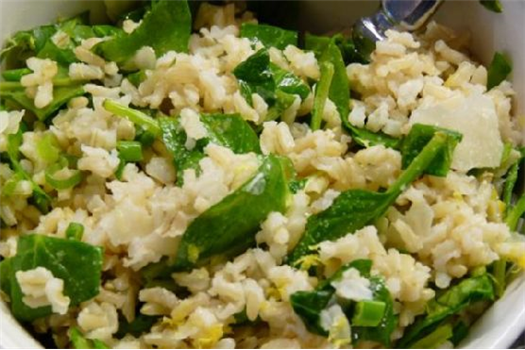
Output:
[0, 0, 524, 348]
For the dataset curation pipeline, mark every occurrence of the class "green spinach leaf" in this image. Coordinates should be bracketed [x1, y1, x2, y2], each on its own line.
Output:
[159, 113, 261, 185]
[348, 125, 402, 149]
[287, 130, 459, 265]
[173, 155, 289, 270]
[3, 234, 104, 322]
[401, 124, 463, 177]
[398, 274, 495, 348]
[95, 0, 191, 66]
[1, 85, 85, 121]
[487, 52, 512, 90]
[240, 23, 298, 50]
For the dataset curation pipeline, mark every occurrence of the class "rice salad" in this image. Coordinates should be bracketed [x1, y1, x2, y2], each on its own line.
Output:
[0, 1, 524, 348]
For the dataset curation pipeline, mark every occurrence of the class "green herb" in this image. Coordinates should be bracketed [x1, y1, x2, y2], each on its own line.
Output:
[103, 99, 161, 137]
[487, 52, 512, 90]
[270, 64, 310, 100]
[69, 327, 109, 349]
[95, 0, 191, 66]
[351, 300, 386, 327]
[117, 140, 143, 162]
[480, 0, 503, 13]
[65, 222, 84, 241]
[399, 274, 494, 348]
[401, 124, 463, 177]
[7, 131, 52, 213]
[240, 23, 297, 50]
[311, 61, 334, 131]
[503, 149, 524, 217]
[2, 234, 103, 321]
[173, 155, 289, 270]
[159, 113, 261, 185]
[1, 85, 85, 121]
[409, 324, 453, 349]
[288, 130, 458, 265]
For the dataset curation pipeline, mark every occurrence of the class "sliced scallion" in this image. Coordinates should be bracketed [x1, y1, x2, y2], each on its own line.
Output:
[351, 300, 386, 327]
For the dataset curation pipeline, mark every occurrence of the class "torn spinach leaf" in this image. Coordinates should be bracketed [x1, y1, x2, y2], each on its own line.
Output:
[6, 131, 52, 213]
[240, 23, 297, 50]
[401, 124, 463, 177]
[115, 314, 160, 339]
[233, 49, 309, 120]
[291, 259, 396, 347]
[287, 130, 459, 265]
[173, 155, 289, 270]
[398, 274, 495, 348]
[480, 0, 503, 13]
[2, 234, 104, 322]
[487, 52, 511, 90]
[159, 113, 261, 185]
[1, 84, 85, 121]
[233, 49, 276, 105]
[95, 0, 191, 66]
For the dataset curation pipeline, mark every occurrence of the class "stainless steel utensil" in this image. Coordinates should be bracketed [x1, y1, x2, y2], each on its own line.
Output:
[353, 0, 443, 59]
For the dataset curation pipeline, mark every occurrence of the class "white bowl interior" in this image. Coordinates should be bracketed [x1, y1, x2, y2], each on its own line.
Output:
[0, 0, 524, 348]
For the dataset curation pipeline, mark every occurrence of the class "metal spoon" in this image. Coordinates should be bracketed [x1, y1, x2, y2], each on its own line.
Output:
[353, 0, 443, 60]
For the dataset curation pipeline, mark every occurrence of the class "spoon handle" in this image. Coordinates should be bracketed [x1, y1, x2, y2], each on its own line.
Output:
[353, 0, 443, 59]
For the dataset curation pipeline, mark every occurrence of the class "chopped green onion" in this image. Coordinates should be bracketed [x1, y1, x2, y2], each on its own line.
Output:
[1, 173, 25, 197]
[103, 99, 161, 137]
[65, 222, 84, 241]
[117, 140, 143, 162]
[506, 194, 525, 232]
[92, 339, 109, 349]
[409, 323, 453, 349]
[136, 129, 156, 147]
[351, 300, 386, 327]
[311, 61, 334, 131]
[36, 134, 60, 164]
[1, 68, 32, 82]
[45, 160, 82, 190]
[68, 327, 92, 349]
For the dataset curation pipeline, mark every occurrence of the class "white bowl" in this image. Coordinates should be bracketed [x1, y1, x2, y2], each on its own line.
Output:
[0, 0, 524, 348]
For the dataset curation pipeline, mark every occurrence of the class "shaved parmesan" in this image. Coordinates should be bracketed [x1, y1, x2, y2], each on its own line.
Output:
[410, 92, 503, 172]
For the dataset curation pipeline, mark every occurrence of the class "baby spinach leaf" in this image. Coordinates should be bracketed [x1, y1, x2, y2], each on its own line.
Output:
[5, 234, 104, 322]
[305, 33, 368, 66]
[487, 52, 512, 90]
[0, 258, 12, 296]
[1, 85, 85, 121]
[398, 274, 495, 348]
[6, 131, 52, 213]
[240, 23, 298, 50]
[173, 155, 289, 270]
[160, 113, 261, 185]
[270, 63, 310, 100]
[95, 0, 191, 66]
[233, 49, 276, 105]
[291, 259, 396, 347]
[480, 0, 503, 13]
[401, 124, 462, 177]
[288, 131, 458, 265]
[408, 323, 453, 349]
[233, 49, 309, 121]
